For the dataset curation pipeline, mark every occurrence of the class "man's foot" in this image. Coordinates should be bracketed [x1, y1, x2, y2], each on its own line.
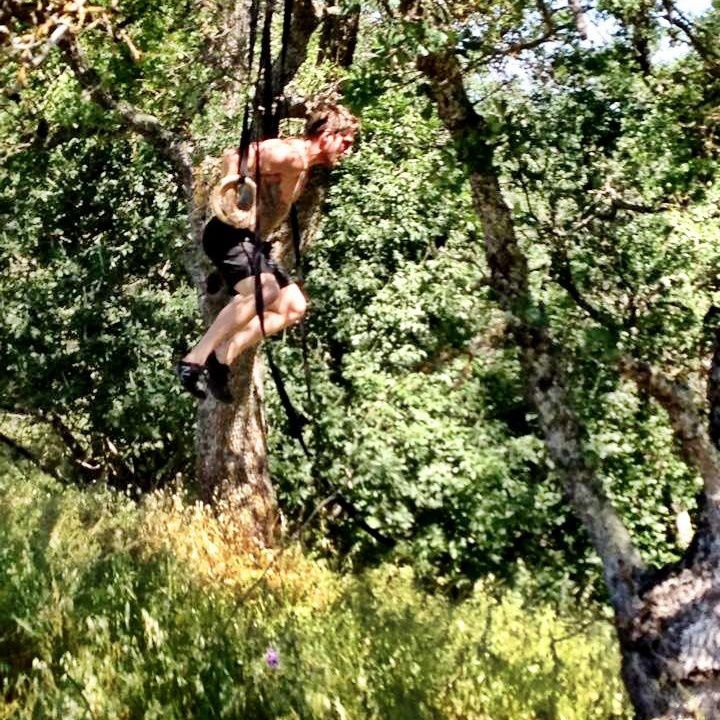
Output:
[206, 352, 233, 404]
[175, 360, 206, 399]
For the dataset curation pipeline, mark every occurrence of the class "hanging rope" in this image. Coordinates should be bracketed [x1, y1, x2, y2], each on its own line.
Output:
[232, 0, 311, 437]
[226, 1, 392, 546]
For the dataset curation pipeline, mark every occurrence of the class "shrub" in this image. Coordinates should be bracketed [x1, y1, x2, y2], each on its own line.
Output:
[0, 464, 630, 719]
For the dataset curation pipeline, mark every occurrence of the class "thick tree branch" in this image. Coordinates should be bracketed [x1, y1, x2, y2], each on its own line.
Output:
[549, 248, 620, 329]
[416, 44, 644, 619]
[58, 36, 189, 179]
[568, 0, 588, 40]
[317, 1, 359, 67]
[248, 0, 319, 126]
[620, 357, 720, 534]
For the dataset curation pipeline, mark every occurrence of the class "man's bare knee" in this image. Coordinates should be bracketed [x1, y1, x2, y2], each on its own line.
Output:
[286, 291, 307, 325]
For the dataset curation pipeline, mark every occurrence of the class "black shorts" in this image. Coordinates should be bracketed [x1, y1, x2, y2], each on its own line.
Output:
[202, 217, 291, 291]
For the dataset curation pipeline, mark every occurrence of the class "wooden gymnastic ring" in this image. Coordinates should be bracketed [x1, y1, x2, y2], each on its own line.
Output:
[211, 174, 257, 229]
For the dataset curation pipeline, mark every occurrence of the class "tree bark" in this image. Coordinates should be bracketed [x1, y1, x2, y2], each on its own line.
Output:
[416, 44, 720, 718]
[621, 358, 720, 533]
[317, 1, 359, 67]
[707, 312, 720, 450]
[622, 524, 720, 719]
[195, 348, 279, 545]
[615, 358, 720, 717]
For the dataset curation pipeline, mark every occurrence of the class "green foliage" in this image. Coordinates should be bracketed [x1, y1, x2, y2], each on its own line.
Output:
[0, 0, 252, 486]
[0, 465, 630, 719]
[2, 0, 720, 608]
[473, 32, 720, 565]
[268, 2, 720, 591]
[0, 116, 198, 485]
[266, 87, 592, 592]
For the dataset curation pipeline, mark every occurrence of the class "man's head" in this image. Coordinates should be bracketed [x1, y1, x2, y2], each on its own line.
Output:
[304, 103, 359, 166]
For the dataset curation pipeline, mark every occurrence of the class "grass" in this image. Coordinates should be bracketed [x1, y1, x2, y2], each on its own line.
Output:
[0, 457, 630, 719]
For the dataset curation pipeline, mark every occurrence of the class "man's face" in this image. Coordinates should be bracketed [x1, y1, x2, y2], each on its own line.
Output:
[320, 128, 356, 166]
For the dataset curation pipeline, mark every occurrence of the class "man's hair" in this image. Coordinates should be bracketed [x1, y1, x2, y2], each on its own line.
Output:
[304, 103, 359, 139]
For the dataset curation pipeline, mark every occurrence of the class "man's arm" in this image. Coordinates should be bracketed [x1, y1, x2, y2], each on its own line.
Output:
[221, 140, 304, 178]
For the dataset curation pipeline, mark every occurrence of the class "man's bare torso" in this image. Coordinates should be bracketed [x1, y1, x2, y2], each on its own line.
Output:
[222, 138, 308, 237]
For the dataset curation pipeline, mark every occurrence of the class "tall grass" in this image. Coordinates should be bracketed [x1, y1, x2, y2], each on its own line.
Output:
[0, 461, 630, 719]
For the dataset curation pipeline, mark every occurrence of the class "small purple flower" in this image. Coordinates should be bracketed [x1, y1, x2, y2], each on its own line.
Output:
[265, 646, 280, 669]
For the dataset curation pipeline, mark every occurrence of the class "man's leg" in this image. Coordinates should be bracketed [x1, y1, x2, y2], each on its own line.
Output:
[203, 284, 306, 403]
[216, 283, 307, 365]
[182, 273, 280, 366]
[176, 273, 280, 399]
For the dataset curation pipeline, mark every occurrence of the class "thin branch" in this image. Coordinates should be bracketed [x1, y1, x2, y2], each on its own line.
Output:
[0, 405, 99, 481]
[58, 36, 188, 172]
[603, 195, 673, 216]
[43, 412, 104, 481]
[502, 24, 570, 56]
[549, 248, 620, 329]
[661, 0, 720, 76]
[514, 173, 621, 328]
[30, 22, 70, 67]
[57, 32, 207, 286]
[457, 24, 570, 67]
[377, 0, 394, 19]
[537, 0, 555, 33]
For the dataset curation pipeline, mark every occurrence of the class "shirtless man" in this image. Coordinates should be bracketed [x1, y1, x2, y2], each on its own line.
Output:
[176, 103, 358, 402]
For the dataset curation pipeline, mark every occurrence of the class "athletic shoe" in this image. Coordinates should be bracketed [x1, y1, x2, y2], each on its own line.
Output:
[206, 352, 233, 403]
[175, 360, 206, 399]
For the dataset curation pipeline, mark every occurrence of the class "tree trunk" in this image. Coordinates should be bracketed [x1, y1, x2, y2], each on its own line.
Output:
[618, 358, 720, 717]
[195, 347, 279, 546]
[317, 1, 359, 67]
[417, 46, 642, 616]
[191, 0, 365, 545]
[622, 527, 720, 719]
[186, 0, 320, 542]
[416, 42, 720, 718]
[48, 0, 356, 546]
